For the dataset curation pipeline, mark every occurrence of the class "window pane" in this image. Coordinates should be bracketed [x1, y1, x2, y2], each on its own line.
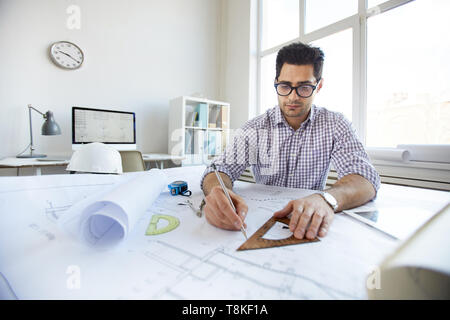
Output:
[311, 28, 353, 121]
[368, 0, 387, 9]
[367, 0, 450, 147]
[262, 0, 299, 50]
[305, 0, 357, 33]
[260, 52, 278, 113]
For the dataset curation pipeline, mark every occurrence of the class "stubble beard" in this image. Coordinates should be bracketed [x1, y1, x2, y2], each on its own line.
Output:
[280, 100, 311, 119]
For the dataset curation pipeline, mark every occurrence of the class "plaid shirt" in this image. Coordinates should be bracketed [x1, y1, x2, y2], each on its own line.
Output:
[201, 105, 380, 193]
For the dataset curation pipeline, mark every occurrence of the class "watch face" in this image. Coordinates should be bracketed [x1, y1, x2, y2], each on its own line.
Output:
[50, 41, 84, 69]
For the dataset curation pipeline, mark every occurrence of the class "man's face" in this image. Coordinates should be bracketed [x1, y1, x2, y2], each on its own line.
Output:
[276, 63, 322, 121]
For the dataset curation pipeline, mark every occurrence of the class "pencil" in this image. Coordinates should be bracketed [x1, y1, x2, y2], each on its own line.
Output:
[211, 164, 248, 239]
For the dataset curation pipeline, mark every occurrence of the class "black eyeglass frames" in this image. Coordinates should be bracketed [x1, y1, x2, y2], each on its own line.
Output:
[274, 80, 321, 98]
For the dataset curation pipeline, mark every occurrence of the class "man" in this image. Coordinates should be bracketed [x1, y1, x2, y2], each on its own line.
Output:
[200, 42, 380, 240]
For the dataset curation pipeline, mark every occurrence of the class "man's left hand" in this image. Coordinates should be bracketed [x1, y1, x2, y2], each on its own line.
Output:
[273, 193, 334, 239]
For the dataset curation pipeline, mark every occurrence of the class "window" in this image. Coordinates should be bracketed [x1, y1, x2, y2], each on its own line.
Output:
[258, 0, 450, 151]
[262, 0, 299, 51]
[368, 0, 387, 8]
[366, 0, 450, 146]
[311, 28, 353, 120]
[260, 52, 278, 112]
[305, 0, 357, 33]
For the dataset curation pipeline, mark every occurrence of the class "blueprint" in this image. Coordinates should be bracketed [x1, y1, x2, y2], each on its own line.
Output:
[59, 169, 167, 248]
[343, 201, 438, 240]
[0, 166, 400, 299]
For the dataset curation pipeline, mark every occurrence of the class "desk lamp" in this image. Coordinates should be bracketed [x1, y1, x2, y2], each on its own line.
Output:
[16, 104, 61, 158]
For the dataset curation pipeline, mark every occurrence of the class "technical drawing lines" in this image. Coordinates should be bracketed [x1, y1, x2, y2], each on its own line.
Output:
[45, 200, 72, 223]
[141, 240, 359, 299]
[218, 249, 357, 299]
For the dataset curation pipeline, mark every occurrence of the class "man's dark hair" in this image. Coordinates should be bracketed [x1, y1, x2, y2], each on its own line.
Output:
[275, 42, 325, 82]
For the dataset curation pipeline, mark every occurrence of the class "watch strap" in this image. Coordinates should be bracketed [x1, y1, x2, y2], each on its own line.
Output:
[320, 192, 338, 212]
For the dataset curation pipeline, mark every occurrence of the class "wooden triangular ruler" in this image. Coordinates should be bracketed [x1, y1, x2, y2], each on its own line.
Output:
[237, 216, 320, 251]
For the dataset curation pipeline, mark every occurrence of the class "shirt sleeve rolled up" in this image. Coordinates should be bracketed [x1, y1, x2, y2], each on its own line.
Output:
[330, 114, 381, 194]
[200, 126, 253, 192]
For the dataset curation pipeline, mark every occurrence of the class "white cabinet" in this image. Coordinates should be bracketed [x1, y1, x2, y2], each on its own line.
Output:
[168, 96, 230, 166]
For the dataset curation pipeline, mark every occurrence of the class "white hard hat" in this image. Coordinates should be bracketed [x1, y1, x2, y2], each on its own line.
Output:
[67, 142, 123, 174]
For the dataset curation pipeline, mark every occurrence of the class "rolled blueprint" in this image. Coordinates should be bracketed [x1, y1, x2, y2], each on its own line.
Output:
[59, 169, 167, 248]
[397, 144, 450, 163]
[366, 147, 411, 162]
[368, 204, 450, 299]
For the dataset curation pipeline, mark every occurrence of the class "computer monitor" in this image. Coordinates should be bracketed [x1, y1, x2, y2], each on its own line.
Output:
[72, 106, 136, 151]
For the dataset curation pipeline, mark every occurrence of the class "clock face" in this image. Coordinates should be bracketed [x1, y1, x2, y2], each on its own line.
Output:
[49, 41, 84, 69]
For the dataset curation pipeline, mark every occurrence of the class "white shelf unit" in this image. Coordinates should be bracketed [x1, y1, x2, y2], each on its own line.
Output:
[168, 96, 230, 166]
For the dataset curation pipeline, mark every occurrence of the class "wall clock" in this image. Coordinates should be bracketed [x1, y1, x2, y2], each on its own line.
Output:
[49, 41, 84, 70]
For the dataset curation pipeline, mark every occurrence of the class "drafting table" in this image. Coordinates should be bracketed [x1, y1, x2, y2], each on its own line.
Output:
[0, 166, 448, 299]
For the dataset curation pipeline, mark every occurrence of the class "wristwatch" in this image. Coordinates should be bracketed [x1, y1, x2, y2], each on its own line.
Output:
[319, 191, 338, 212]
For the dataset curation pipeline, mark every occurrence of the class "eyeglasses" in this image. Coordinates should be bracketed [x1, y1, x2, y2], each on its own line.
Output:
[274, 80, 320, 98]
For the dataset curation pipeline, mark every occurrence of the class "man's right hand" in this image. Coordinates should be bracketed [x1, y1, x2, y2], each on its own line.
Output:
[203, 185, 248, 231]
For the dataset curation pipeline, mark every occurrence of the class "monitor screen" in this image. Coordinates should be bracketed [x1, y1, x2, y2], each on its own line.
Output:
[72, 107, 136, 147]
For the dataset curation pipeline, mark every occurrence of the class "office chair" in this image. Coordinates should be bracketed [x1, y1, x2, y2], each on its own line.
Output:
[119, 150, 146, 172]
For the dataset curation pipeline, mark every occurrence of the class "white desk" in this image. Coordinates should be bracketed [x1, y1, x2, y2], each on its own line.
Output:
[142, 153, 185, 169]
[0, 153, 184, 175]
[0, 166, 448, 299]
[0, 157, 70, 175]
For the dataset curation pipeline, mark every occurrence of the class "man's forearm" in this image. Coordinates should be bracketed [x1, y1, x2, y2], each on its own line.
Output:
[325, 174, 376, 211]
[202, 172, 233, 196]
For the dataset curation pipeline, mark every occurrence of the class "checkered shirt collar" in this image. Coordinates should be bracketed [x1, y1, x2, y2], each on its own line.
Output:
[272, 104, 316, 129]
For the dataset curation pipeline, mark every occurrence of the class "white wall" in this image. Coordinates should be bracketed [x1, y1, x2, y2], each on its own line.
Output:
[0, 0, 221, 160]
[218, 0, 257, 129]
